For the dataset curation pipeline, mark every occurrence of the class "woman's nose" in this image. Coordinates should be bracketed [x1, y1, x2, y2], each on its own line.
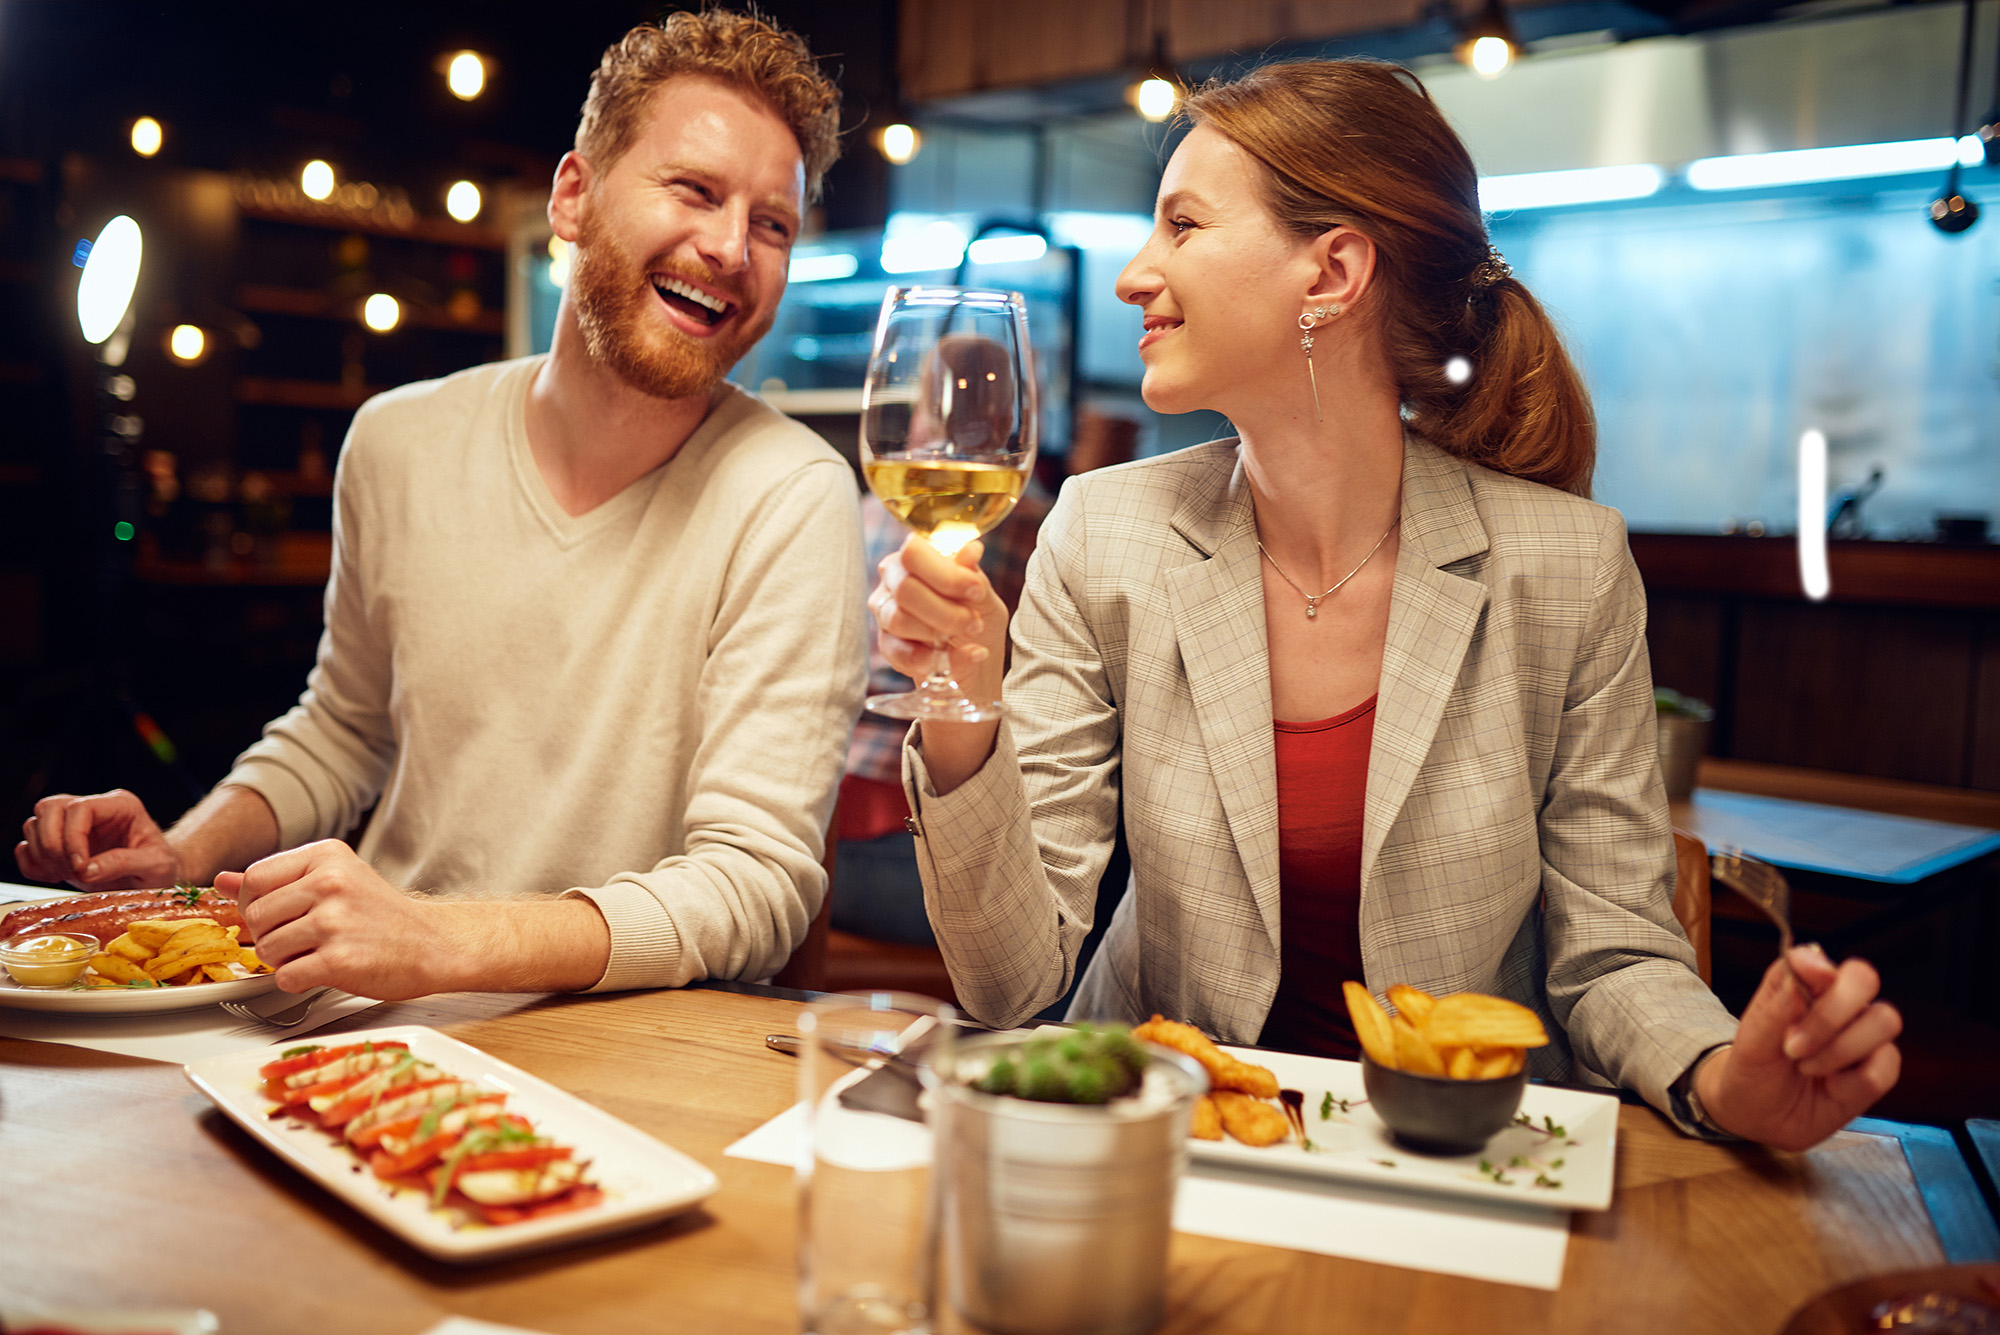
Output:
[1114, 236, 1161, 306]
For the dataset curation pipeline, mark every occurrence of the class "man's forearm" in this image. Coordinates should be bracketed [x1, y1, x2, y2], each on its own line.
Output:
[433, 897, 613, 994]
[166, 785, 282, 885]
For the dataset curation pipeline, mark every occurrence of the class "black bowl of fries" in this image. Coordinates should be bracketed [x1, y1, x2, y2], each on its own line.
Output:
[1361, 1052, 1528, 1155]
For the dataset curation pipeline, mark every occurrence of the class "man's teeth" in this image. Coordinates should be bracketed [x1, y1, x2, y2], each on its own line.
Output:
[653, 275, 728, 315]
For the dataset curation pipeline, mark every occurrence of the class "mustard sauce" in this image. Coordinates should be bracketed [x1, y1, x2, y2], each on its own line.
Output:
[1, 932, 97, 987]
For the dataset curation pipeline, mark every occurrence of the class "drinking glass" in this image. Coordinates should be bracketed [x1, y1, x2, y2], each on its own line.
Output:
[797, 991, 955, 1335]
[860, 286, 1038, 722]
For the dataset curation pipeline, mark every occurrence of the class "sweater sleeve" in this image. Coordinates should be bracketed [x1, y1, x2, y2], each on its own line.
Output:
[219, 411, 398, 846]
[567, 459, 867, 990]
[1537, 508, 1739, 1131]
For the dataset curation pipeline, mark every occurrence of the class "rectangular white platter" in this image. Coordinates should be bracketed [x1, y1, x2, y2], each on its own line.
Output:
[185, 1024, 719, 1262]
[1189, 1046, 1621, 1212]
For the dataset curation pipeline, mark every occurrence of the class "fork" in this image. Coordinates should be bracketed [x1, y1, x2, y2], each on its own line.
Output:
[221, 986, 334, 1028]
[1709, 847, 1808, 995]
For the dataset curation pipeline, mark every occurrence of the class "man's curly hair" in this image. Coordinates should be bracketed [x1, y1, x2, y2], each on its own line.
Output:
[576, 8, 842, 203]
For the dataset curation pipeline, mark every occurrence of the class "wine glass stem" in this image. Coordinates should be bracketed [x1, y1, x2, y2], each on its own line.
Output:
[919, 643, 960, 697]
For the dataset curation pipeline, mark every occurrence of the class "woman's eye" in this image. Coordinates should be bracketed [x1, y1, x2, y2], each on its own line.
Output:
[1170, 218, 1194, 235]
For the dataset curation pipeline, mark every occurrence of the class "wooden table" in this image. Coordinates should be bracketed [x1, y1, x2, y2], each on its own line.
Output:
[0, 984, 1965, 1335]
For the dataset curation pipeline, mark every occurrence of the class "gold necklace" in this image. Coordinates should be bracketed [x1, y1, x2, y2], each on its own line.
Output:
[1256, 519, 1398, 620]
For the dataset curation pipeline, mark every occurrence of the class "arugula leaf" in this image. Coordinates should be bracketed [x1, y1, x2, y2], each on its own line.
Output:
[280, 1044, 323, 1059]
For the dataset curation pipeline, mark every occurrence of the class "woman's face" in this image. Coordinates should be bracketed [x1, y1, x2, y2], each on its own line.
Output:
[1116, 126, 1323, 419]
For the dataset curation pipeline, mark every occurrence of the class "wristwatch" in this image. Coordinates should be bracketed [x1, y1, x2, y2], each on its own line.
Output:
[1673, 1043, 1734, 1138]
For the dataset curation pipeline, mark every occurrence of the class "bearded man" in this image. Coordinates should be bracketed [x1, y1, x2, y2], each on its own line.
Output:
[15, 13, 865, 999]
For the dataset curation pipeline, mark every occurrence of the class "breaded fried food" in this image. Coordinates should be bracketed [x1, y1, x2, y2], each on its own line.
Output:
[1212, 1091, 1290, 1147]
[1189, 1094, 1223, 1141]
[1131, 1016, 1280, 1099]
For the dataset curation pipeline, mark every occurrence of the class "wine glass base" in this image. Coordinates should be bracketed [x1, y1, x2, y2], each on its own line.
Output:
[865, 689, 1003, 723]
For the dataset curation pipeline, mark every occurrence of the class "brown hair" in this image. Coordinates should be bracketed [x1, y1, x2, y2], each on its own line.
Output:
[1185, 60, 1595, 496]
[576, 8, 842, 204]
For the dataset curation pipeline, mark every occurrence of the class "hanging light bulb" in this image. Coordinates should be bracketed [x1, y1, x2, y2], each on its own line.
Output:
[446, 180, 482, 222]
[1127, 31, 1180, 123]
[167, 325, 206, 363]
[876, 123, 921, 166]
[447, 51, 487, 100]
[363, 293, 401, 332]
[130, 117, 163, 158]
[301, 160, 336, 201]
[1455, 0, 1523, 80]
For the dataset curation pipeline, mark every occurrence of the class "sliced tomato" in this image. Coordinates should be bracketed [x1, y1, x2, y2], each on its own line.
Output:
[342, 1079, 475, 1147]
[475, 1184, 605, 1226]
[258, 1040, 407, 1083]
[453, 1145, 574, 1174]
[372, 1107, 517, 1178]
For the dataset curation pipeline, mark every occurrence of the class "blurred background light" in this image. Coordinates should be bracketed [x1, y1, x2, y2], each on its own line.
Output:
[362, 292, 401, 332]
[881, 220, 968, 273]
[788, 251, 859, 282]
[546, 235, 571, 288]
[448, 51, 486, 100]
[129, 116, 162, 157]
[167, 324, 205, 363]
[1132, 76, 1176, 122]
[445, 179, 481, 222]
[877, 123, 921, 166]
[1479, 164, 1666, 211]
[300, 159, 335, 201]
[967, 233, 1048, 266]
[1797, 429, 1829, 600]
[76, 215, 143, 345]
[1467, 36, 1515, 78]
[1688, 138, 1973, 190]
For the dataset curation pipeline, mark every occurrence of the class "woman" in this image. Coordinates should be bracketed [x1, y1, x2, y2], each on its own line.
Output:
[870, 60, 1900, 1150]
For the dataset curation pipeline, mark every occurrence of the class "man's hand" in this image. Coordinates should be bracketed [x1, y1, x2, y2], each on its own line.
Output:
[1697, 944, 1902, 1152]
[222, 840, 612, 1000]
[16, 790, 182, 890]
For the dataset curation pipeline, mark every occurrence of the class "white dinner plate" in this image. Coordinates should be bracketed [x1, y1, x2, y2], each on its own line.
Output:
[185, 1024, 721, 1262]
[0, 968, 280, 1013]
[1190, 1046, 1621, 1212]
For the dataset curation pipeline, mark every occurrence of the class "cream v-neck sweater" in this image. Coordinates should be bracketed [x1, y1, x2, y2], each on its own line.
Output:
[223, 356, 866, 990]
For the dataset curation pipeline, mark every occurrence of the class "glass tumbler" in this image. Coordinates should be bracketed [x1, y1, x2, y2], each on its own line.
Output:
[798, 991, 955, 1335]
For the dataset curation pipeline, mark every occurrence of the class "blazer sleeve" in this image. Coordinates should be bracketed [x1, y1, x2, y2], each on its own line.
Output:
[1537, 509, 1738, 1130]
[905, 487, 1122, 1028]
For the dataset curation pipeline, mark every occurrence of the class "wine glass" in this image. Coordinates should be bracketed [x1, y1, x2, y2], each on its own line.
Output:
[860, 286, 1038, 723]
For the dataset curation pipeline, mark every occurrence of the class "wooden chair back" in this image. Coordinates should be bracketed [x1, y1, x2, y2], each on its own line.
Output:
[1671, 827, 1712, 985]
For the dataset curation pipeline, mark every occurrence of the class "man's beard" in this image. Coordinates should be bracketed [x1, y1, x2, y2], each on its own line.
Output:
[567, 218, 773, 400]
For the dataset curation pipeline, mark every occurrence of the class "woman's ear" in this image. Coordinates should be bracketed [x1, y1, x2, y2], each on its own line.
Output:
[547, 152, 593, 243]
[1306, 225, 1377, 313]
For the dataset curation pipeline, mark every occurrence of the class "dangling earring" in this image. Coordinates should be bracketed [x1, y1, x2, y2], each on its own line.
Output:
[1298, 304, 1339, 422]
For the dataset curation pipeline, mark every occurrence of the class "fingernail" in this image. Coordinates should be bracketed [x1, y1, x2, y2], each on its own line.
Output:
[1783, 1030, 1808, 1060]
[1804, 942, 1830, 961]
[969, 646, 990, 662]
[84, 862, 98, 878]
[71, 854, 84, 869]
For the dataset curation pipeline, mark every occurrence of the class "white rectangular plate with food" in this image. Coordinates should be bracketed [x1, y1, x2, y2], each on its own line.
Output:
[185, 1024, 720, 1262]
[1190, 1046, 1620, 1212]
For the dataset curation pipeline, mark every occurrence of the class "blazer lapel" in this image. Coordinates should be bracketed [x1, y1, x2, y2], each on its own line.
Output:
[1363, 440, 1492, 885]
[1165, 452, 1284, 954]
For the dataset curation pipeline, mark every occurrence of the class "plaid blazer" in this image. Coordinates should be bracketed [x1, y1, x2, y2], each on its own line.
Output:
[907, 434, 1738, 1123]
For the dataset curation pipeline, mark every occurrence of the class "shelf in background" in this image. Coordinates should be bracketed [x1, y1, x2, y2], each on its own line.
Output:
[1630, 533, 2000, 611]
[236, 284, 505, 335]
[238, 200, 507, 251]
[236, 377, 384, 411]
[134, 532, 331, 587]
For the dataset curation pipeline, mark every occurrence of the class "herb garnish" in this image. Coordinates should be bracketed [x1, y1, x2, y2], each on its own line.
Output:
[280, 1043, 323, 1060]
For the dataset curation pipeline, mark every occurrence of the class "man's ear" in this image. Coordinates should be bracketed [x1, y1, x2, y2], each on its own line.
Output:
[1305, 225, 1378, 314]
[548, 151, 593, 243]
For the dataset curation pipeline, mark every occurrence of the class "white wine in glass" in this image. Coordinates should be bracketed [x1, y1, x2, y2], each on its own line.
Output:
[861, 286, 1037, 722]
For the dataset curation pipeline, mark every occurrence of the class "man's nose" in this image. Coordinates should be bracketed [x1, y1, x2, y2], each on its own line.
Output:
[693, 204, 752, 276]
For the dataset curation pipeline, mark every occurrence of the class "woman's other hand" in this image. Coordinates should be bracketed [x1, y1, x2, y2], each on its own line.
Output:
[1698, 944, 1902, 1151]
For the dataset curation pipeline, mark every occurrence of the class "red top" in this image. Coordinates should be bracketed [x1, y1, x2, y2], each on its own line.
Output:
[1257, 694, 1376, 1060]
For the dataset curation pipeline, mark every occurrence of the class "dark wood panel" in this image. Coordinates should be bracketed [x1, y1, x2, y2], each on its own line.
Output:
[1975, 617, 2000, 791]
[1630, 534, 2000, 611]
[1731, 601, 1977, 786]
[1646, 593, 1726, 711]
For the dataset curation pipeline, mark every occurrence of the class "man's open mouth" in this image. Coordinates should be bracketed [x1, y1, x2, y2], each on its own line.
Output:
[650, 274, 736, 329]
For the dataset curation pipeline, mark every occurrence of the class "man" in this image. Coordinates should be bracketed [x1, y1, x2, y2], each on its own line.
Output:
[15, 12, 865, 1000]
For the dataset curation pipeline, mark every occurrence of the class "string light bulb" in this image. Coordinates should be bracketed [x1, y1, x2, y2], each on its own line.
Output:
[362, 293, 401, 332]
[447, 51, 486, 100]
[168, 325, 206, 363]
[301, 160, 335, 201]
[876, 123, 921, 166]
[1132, 76, 1177, 122]
[1454, 0, 1523, 80]
[130, 117, 163, 158]
[446, 180, 482, 222]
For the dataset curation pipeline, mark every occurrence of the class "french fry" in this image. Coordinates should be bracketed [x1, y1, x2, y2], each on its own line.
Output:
[1445, 1045, 1479, 1080]
[1475, 1048, 1524, 1079]
[88, 953, 150, 983]
[1342, 981, 1399, 1070]
[238, 948, 270, 974]
[1391, 1015, 1447, 1076]
[200, 963, 236, 983]
[107, 934, 152, 962]
[123, 920, 185, 950]
[1419, 993, 1550, 1050]
[1386, 983, 1436, 1024]
[144, 944, 238, 981]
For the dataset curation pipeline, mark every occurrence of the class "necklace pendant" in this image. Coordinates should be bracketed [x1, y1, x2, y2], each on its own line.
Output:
[1306, 600, 1319, 620]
